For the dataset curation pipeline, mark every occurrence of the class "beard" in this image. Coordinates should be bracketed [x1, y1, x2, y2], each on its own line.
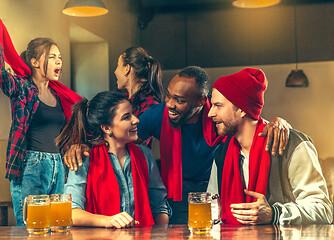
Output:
[168, 107, 195, 129]
[217, 119, 239, 137]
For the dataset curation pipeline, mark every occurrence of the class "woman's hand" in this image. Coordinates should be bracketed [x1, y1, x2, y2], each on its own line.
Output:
[259, 117, 292, 155]
[103, 212, 139, 228]
[63, 144, 90, 171]
[72, 209, 139, 228]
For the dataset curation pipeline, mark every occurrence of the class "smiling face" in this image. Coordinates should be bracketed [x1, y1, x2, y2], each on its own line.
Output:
[108, 100, 139, 145]
[165, 75, 203, 128]
[114, 55, 130, 90]
[34, 44, 62, 81]
[208, 88, 244, 137]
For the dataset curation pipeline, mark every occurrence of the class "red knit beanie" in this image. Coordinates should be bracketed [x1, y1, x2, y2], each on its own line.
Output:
[212, 68, 267, 120]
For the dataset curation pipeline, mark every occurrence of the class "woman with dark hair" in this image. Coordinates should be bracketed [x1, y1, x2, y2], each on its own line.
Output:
[0, 20, 82, 225]
[63, 47, 163, 171]
[114, 47, 164, 148]
[114, 46, 164, 117]
[59, 91, 170, 228]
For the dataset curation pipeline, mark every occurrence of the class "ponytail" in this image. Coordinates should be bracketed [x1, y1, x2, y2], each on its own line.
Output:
[146, 57, 163, 101]
[122, 46, 164, 102]
[56, 99, 90, 154]
[56, 91, 127, 153]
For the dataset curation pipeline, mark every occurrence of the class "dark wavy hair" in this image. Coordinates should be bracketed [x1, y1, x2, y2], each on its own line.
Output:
[56, 91, 127, 153]
[122, 46, 164, 102]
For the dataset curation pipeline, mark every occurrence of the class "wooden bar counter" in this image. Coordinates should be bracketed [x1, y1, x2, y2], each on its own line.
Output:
[0, 224, 333, 239]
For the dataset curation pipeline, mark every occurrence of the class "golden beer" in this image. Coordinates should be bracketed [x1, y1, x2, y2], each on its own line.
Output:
[51, 202, 72, 227]
[188, 192, 221, 234]
[50, 193, 72, 232]
[24, 195, 51, 235]
[188, 202, 212, 233]
[26, 204, 51, 229]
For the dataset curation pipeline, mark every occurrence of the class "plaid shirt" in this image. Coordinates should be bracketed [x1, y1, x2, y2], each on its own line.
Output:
[129, 88, 160, 118]
[1, 53, 40, 181]
[126, 88, 160, 148]
[0, 47, 80, 181]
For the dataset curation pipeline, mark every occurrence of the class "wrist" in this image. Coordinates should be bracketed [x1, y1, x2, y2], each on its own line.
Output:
[270, 205, 280, 225]
[269, 205, 275, 224]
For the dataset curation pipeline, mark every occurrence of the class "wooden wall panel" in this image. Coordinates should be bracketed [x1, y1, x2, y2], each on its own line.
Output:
[141, 12, 187, 69]
[140, 3, 334, 69]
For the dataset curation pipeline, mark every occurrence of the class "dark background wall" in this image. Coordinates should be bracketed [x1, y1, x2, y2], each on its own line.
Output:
[139, 0, 334, 70]
[139, 0, 334, 196]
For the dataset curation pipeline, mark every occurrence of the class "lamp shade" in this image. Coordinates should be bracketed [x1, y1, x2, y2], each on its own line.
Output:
[285, 69, 309, 87]
[63, 0, 108, 17]
[233, 0, 280, 8]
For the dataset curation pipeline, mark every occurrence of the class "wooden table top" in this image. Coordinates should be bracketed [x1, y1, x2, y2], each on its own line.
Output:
[0, 224, 333, 239]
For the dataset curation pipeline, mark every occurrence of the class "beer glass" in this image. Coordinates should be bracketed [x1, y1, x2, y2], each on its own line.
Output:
[188, 192, 221, 234]
[50, 193, 72, 232]
[23, 195, 51, 235]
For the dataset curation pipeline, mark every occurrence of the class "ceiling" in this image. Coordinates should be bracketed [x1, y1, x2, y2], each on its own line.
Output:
[141, 0, 334, 8]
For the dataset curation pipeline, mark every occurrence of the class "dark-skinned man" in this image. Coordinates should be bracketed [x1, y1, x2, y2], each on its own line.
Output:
[64, 66, 291, 224]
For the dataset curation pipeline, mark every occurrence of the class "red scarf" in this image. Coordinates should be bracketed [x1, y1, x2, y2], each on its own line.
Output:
[48, 81, 82, 121]
[85, 142, 155, 226]
[0, 19, 82, 121]
[221, 118, 271, 224]
[160, 99, 224, 201]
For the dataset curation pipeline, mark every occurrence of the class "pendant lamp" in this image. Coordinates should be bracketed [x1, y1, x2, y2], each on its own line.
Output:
[233, 0, 280, 8]
[285, 5, 309, 87]
[63, 0, 108, 17]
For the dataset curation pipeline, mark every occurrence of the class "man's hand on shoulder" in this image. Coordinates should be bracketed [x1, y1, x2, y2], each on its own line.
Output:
[259, 117, 292, 155]
[63, 144, 90, 171]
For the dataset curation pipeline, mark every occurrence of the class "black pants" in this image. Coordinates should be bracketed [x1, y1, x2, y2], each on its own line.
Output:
[168, 180, 208, 224]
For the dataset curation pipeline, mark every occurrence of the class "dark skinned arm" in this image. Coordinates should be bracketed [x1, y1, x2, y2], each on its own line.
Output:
[260, 117, 292, 155]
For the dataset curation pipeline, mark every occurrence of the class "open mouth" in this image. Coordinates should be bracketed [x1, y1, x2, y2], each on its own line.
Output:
[129, 127, 137, 133]
[212, 119, 223, 127]
[54, 68, 61, 75]
[168, 109, 180, 120]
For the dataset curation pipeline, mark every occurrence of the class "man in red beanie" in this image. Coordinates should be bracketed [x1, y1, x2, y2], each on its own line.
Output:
[64, 66, 291, 225]
[207, 68, 333, 225]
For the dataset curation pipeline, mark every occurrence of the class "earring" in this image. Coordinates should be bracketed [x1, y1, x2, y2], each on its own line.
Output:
[109, 133, 113, 137]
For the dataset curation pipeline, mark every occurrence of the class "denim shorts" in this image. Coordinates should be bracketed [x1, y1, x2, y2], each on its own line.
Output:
[10, 150, 65, 226]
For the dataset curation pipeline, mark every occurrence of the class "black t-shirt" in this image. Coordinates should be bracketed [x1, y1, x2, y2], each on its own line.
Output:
[26, 96, 65, 153]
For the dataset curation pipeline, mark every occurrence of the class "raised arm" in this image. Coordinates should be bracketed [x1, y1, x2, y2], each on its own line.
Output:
[0, 19, 31, 97]
[0, 19, 31, 77]
[0, 45, 20, 97]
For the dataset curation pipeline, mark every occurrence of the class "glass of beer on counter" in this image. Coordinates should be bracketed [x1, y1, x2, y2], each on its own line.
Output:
[23, 195, 51, 235]
[50, 193, 72, 232]
[188, 192, 221, 234]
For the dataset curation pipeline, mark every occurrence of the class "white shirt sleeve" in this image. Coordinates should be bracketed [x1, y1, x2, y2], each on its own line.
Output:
[273, 141, 333, 225]
[207, 161, 220, 220]
[207, 161, 219, 195]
